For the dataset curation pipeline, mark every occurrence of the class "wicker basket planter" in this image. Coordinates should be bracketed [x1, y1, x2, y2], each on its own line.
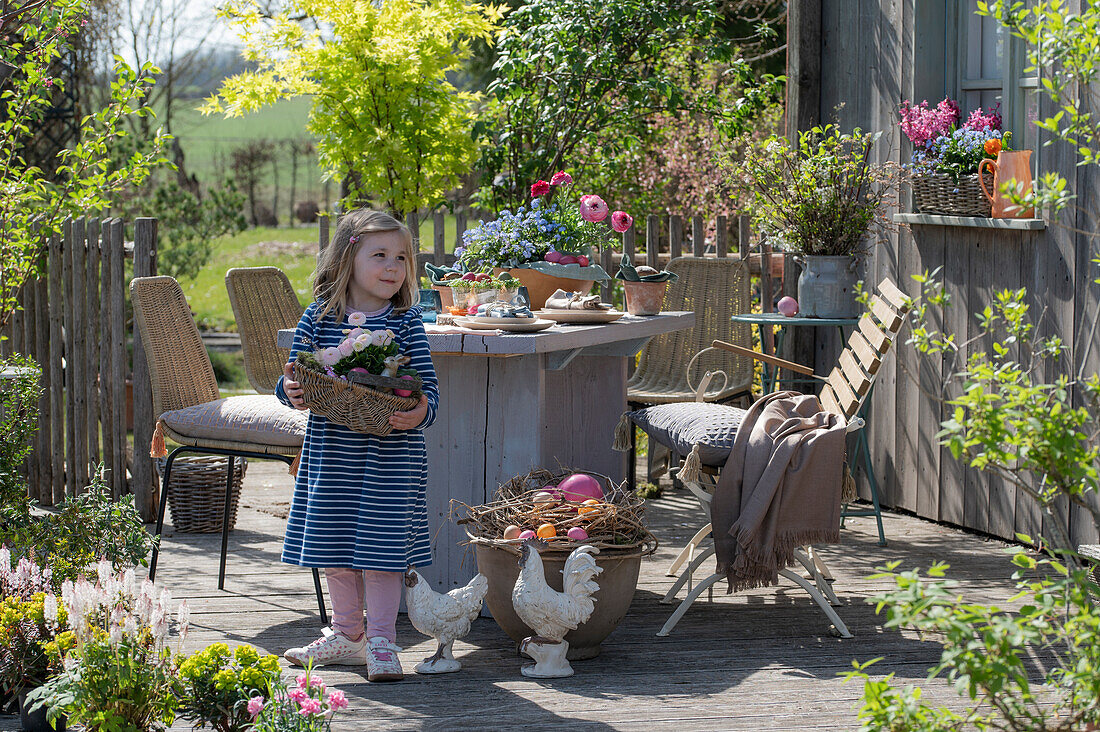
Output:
[911, 171, 994, 217]
[155, 455, 247, 533]
[293, 361, 419, 436]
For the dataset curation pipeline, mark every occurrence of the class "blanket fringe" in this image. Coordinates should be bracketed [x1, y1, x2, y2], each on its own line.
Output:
[611, 412, 633, 452]
[841, 462, 857, 502]
[288, 449, 302, 477]
[676, 444, 702, 483]
[150, 420, 167, 458]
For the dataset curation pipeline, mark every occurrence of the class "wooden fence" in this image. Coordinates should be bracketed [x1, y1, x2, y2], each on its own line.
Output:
[1, 216, 158, 520]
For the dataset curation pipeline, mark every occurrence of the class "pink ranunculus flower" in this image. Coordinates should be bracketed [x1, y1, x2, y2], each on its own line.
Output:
[318, 347, 341, 367]
[610, 210, 633, 233]
[337, 339, 354, 358]
[347, 311, 367, 327]
[298, 697, 323, 715]
[549, 170, 573, 186]
[530, 179, 551, 197]
[579, 195, 608, 223]
[327, 689, 349, 710]
[247, 696, 265, 717]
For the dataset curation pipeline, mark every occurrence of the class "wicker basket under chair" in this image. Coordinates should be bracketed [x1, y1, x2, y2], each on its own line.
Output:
[155, 455, 248, 533]
[911, 171, 994, 217]
[293, 360, 420, 436]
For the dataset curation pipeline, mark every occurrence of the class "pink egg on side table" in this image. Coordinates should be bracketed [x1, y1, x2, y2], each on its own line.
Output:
[777, 296, 800, 317]
[566, 527, 588, 542]
[517, 529, 536, 540]
[557, 473, 603, 502]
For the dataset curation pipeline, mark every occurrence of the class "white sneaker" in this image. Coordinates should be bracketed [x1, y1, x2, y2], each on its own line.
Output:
[367, 636, 404, 682]
[284, 628, 367, 667]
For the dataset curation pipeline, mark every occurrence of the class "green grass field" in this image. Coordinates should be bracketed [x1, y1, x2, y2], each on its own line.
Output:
[183, 217, 466, 331]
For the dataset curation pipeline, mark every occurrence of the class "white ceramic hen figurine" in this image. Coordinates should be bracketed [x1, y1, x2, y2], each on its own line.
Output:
[512, 537, 602, 678]
[404, 568, 488, 674]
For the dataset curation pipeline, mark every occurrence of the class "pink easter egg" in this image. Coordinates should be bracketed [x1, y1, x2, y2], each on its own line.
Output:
[503, 525, 522, 540]
[518, 529, 536, 540]
[566, 527, 588, 542]
[557, 473, 603, 502]
[777, 296, 799, 317]
[393, 375, 415, 397]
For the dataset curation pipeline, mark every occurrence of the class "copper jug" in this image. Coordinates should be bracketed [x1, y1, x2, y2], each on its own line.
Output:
[979, 150, 1034, 218]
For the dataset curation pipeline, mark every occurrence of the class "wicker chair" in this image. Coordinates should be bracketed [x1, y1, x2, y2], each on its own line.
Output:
[226, 267, 304, 395]
[131, 275, 327, 625]
[626, 256, 754, 487]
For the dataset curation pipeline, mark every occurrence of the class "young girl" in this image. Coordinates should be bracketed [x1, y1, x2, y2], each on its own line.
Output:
[276, 209, 439, 682]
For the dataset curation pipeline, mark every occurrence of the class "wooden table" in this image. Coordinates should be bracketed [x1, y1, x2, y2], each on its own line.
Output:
[277, 312, 694, 598]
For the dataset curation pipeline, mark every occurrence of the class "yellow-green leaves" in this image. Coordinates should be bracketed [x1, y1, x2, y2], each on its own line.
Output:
[205, 0, 501, 214]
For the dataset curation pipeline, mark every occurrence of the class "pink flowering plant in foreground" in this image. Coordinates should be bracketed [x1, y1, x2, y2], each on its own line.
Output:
[249, 665, 350, 731]
[899, 97, 1009, 182]
[456, 170, 627, 274]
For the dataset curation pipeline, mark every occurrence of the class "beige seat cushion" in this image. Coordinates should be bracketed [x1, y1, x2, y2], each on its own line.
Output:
[160, 395, 306, 448]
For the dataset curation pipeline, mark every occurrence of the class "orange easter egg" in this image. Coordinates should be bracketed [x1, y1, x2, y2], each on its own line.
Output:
[536, 523, 557, 539]
[579, 499, 601, 516]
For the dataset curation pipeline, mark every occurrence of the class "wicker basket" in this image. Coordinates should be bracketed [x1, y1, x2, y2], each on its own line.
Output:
[294, 360, 419, 436]
[156, 455, 247, 533]
[911, 171, 993, 217]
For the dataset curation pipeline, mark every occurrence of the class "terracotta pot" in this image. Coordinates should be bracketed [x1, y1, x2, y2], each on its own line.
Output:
[622, 280, 668, 316]
[506, 268, 595, 310]
[474, 541, 643, 660]
[431, 285, 455, 310]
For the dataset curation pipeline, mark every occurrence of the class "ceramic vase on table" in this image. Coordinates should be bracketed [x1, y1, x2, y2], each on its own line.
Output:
[797, 255, 860, 318]
[979, 150, 1034, 218]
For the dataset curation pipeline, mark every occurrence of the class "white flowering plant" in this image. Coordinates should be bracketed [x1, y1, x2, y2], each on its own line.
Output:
[0, 548, 68, 699]
[25, 561, 189, 731]
[296, 326, 422, 397]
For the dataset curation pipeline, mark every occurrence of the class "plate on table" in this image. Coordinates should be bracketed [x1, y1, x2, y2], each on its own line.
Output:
[464, 314, 537, 326]
[537, 309, 625, 324]
[454, 317, 556, 333]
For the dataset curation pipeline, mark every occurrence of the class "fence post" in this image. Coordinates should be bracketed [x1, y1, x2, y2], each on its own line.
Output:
[716, 215, 728, 258]
[22, 263, 38, 499]
[70, 217, 88, 493]
[738, 215, 751, 260]
[132, 218, 158, 521]
[319, 214, 330, 252]
[34, 249, 51, 503]
[48, 232, 64, 504]
[645, 215, 659, 269]
[108, 220, 126, 500]
[454, 211, 466, 258]
[85, 218, 101, 470]
[98, 219, 113, 500]
[691, 215, 705, 257]
[669, 215, 683, 260]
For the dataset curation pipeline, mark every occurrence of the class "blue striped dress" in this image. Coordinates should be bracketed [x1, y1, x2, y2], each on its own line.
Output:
[275, 302, 439, 571]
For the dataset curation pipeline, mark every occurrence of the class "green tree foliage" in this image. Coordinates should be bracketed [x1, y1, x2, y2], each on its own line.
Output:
[144, 181, 247, 281]
[477, 0, 728, 210]
[0, 0, 169, 334]
[202, 0, 501, 214]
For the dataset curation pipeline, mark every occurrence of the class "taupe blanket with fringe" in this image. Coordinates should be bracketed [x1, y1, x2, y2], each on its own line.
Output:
[711, 390, 847, 593]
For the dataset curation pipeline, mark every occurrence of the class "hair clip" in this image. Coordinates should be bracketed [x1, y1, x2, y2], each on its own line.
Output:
[349, 235, 359, 245]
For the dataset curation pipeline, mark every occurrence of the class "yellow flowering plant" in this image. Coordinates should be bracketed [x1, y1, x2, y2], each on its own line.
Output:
[177, 643, 283, 732]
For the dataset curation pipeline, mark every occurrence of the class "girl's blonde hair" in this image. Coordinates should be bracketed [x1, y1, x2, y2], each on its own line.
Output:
[313, 209, 417, 322]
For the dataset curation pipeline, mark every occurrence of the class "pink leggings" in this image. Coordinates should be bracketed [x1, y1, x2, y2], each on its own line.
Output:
[325, 568, 403, 642]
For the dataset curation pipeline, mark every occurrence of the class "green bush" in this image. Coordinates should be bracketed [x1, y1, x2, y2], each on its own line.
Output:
[0, 355, 42, 530]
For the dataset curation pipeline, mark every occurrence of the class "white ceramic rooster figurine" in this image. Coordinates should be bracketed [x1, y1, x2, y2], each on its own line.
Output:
[404, 568, 488, 674]
[512, 537, 602, 678]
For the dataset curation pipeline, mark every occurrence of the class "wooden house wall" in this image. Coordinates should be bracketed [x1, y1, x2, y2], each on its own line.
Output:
[810, 0, 1100, 546]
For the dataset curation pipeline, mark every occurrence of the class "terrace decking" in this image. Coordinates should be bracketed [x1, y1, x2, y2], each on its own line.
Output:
[4, 461, 1021, 731]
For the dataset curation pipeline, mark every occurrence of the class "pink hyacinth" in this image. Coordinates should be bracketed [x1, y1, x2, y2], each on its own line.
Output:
[964, 103, 1002, 132]
[247, 696, 265, 717]
[610, 210, 633, 233]
[327, 689, 349, 710]
[550, 170, 573, 186]
[898, 98, 960, 146]
[579, 195, 608, 223]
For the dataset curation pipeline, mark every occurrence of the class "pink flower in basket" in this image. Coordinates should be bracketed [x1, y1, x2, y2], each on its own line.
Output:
[371, 329, 395, 347]
[579, 194, 608, 223]
[347, 327, 365, 339]
[337, 340, 354, 358]
[351, 337, 368, 352]
[318, 347, 341, 367]
[347, 311, 368, 327]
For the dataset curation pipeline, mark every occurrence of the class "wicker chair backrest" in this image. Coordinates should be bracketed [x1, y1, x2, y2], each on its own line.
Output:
[629, 257, 753, 401]
[130, 276, 220, 417]
[225, 267, 304, 395]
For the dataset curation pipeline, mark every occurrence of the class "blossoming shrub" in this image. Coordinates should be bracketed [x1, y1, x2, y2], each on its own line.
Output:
[25, 562, 188, 731]
[177, 643, 282, 732]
